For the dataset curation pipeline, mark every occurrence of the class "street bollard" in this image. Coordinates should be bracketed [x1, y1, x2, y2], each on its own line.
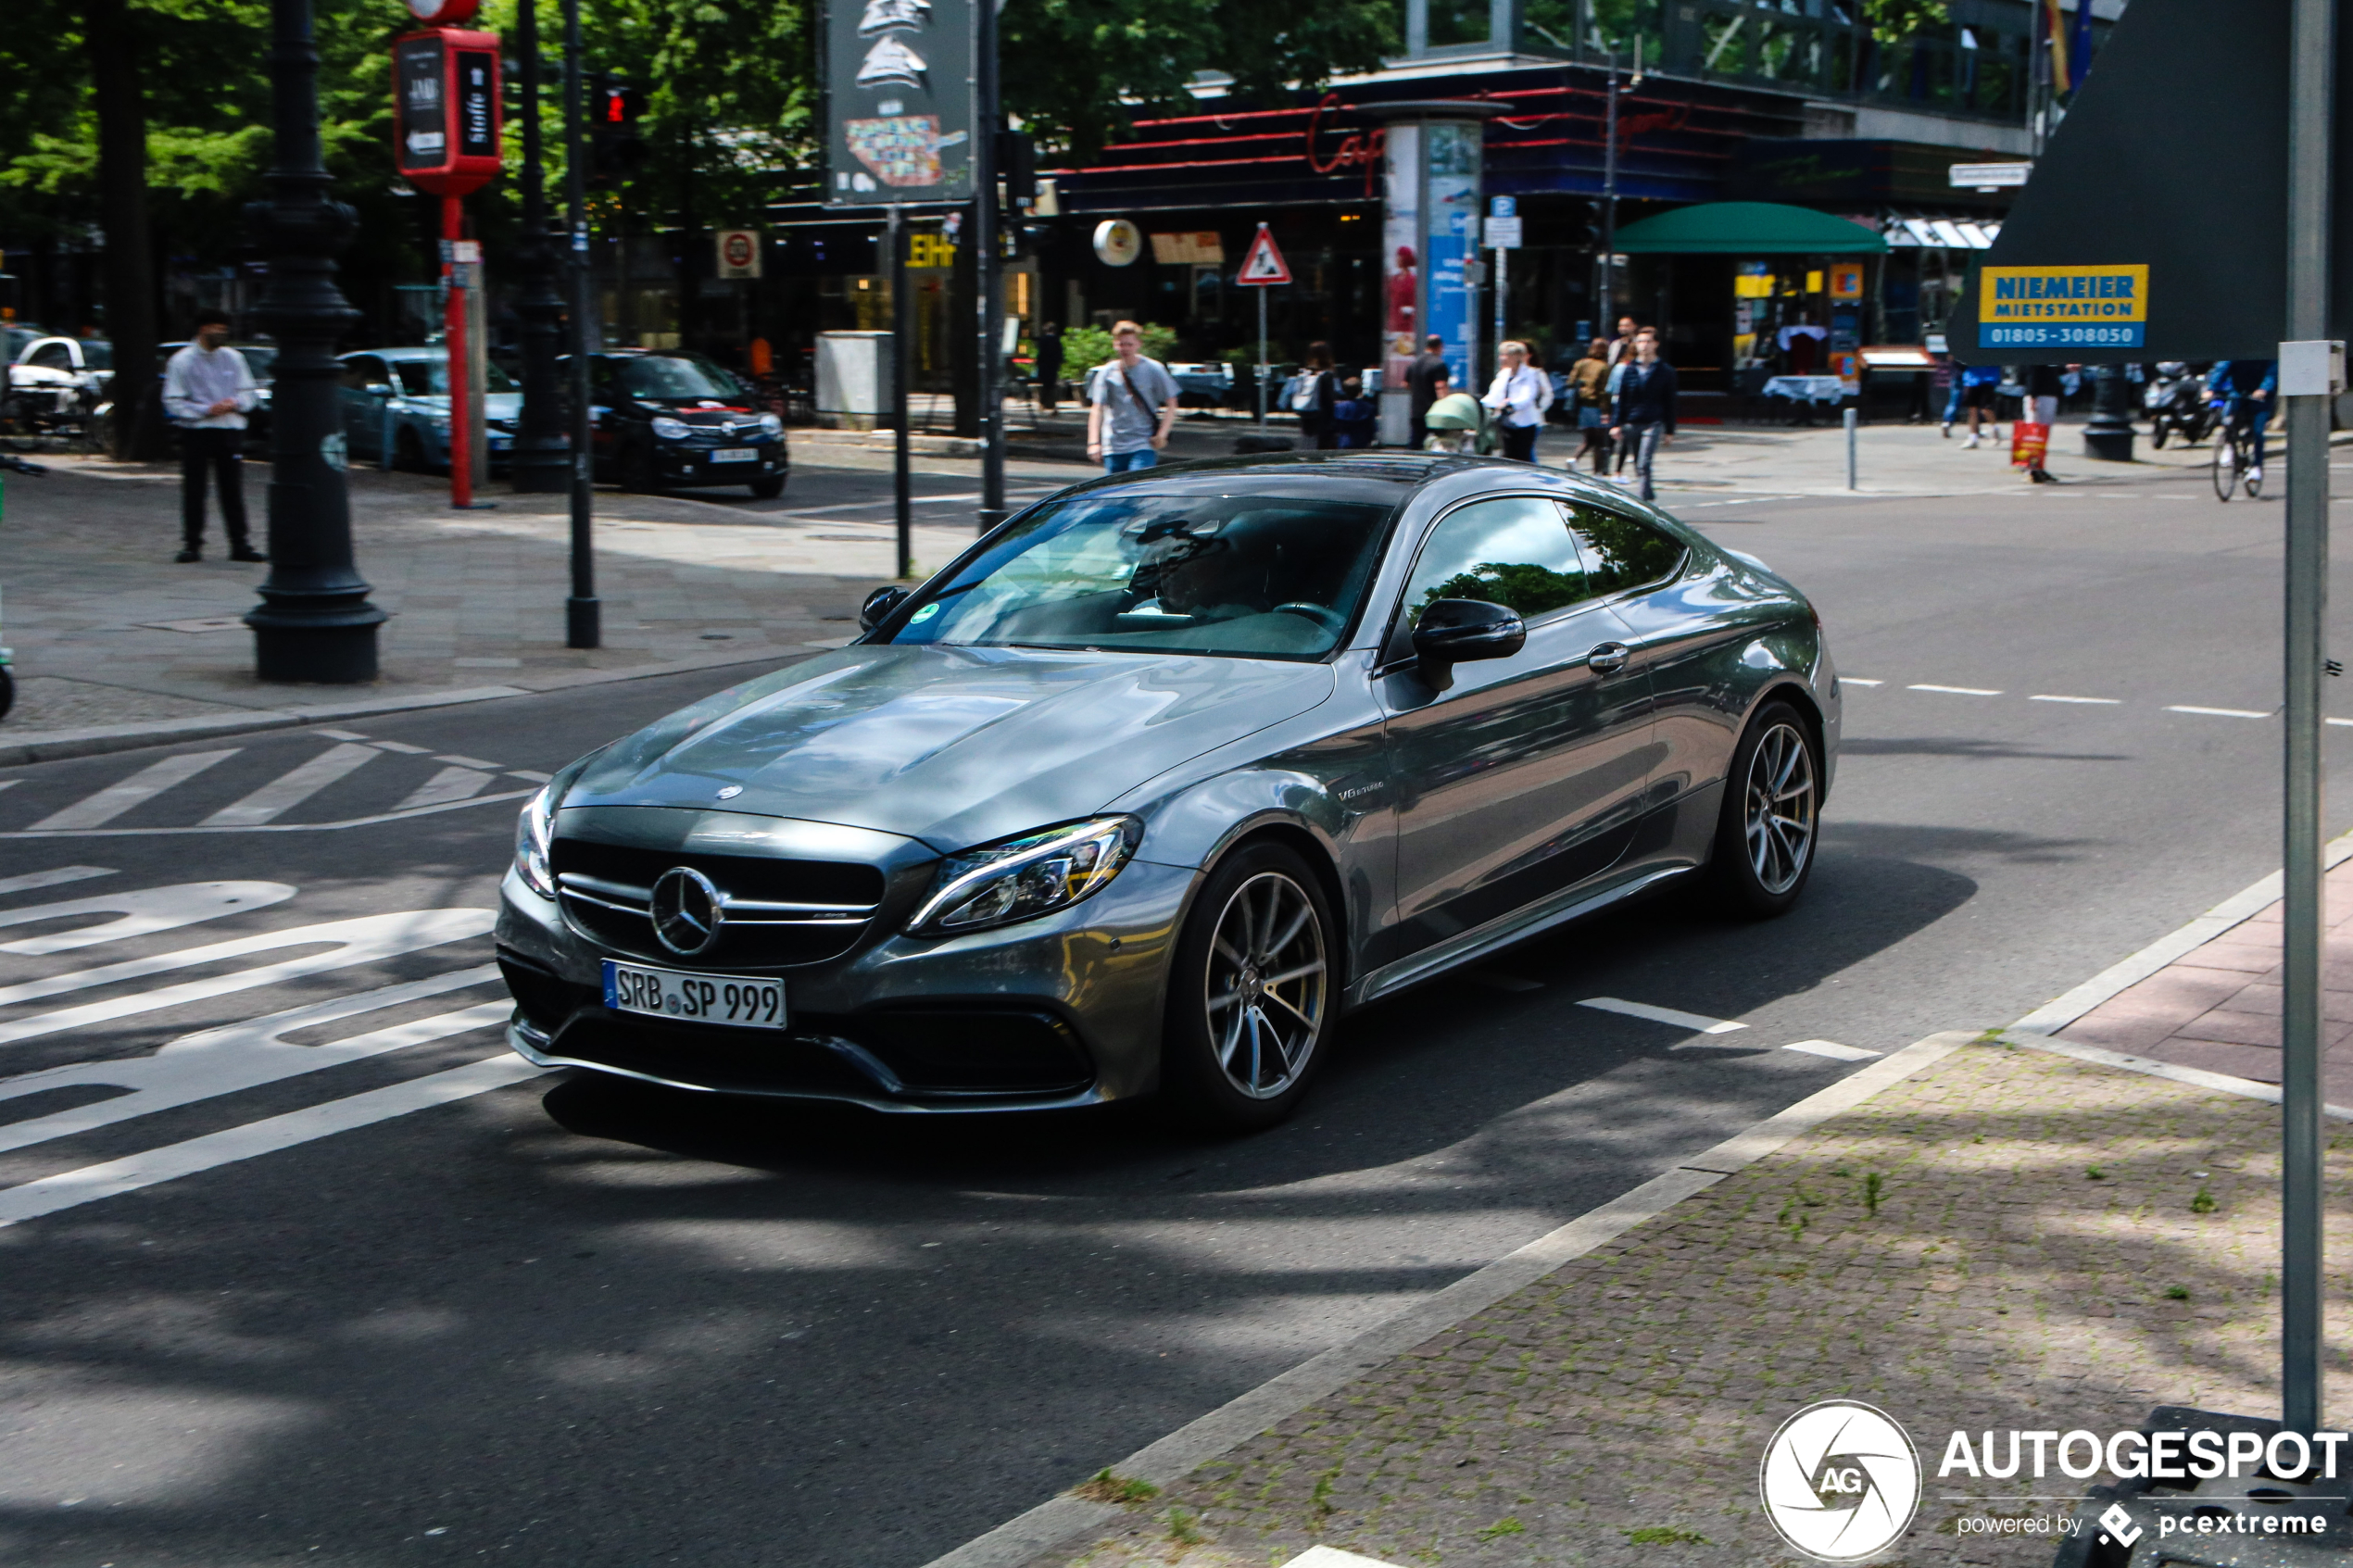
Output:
[1844, 405, 1857, 491]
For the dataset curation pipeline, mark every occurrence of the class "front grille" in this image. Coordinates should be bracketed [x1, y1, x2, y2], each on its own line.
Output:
[550, 837, 887, 968]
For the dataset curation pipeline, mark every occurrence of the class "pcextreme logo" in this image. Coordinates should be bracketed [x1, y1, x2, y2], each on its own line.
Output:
[1758, 1400, 1923, 1562]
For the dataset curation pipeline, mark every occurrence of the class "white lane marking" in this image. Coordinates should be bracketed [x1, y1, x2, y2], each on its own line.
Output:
[1907, 684, 2003, 696]
[0, 971, 509, 1155]
[1578, 997, 1746, 1034]
[0, 1053, 550, 1228]
[317, 729, 371, 741]
[0, 881, 296, 956]
[1839, 678, 1883, 687]
[507, 770, 554, 784]
[0, 867, 114, 897]
[1464, 972, 1542, 993]
[0, 787, 534, 838]
[0, 909, 494, 1046]
[29, 750, 240, 831]
[0, 780, 17, 793]
[1783, 1039, 1881, 1061]
[2031, 694, 2122, 705]
[434, 754, 499, 770]
[2330, 718, 2353, 729]
[394, 766, 496, 812]
[2167, 705, 2272, 720]
[200, 743, 378, 826]
[369, 739, 431, 755]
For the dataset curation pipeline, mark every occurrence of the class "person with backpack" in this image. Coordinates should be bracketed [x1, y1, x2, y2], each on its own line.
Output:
[1609, 329, 1678, 501]
[1290, 343, 1340, 449]
[1955, 360, 2004, 448]
[1085, 320, 1178, 472]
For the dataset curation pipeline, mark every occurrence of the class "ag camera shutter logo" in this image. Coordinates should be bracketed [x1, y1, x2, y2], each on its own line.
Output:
[1758, 1400, 1922, 1562]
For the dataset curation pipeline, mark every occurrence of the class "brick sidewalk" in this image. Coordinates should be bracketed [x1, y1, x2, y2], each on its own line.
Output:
[1048, 1039, 2351, 1568]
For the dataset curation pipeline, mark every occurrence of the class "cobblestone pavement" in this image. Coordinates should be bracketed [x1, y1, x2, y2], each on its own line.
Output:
[1052, 1041, 2352, 1568]
[0, 458, 986, 730]
[2056, 859, 2353, 1109]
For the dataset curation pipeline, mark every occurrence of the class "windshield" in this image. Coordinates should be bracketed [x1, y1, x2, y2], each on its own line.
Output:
[611, 355, 746, 401]
[240, 346, 277, 382]
[78, 342, 112, 370]
[887, 490, 1394, 661]
[391, 358, 518, 396]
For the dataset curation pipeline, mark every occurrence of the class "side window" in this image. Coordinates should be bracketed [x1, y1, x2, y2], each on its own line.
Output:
[29, 344, 69, 370]
[1399, 495, 1592, 628]
[1567, 504, 1687, 597]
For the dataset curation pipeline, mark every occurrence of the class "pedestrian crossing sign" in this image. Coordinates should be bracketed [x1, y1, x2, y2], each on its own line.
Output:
[1238, 225, 1291, 286]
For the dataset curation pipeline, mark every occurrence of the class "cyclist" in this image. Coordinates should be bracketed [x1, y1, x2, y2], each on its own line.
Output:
[2204, 360, 2277, 486]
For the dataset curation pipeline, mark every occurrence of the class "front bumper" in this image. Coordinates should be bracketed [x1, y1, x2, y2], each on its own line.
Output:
[493, 851, 1191, 1113]
[657, 439, 787, 486]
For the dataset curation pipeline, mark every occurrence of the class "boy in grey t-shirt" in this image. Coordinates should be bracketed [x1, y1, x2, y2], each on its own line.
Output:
[1086, 320, 1177, 472]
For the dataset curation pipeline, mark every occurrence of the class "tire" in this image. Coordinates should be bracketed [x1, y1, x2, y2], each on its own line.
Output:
[620, 443, 658, 494]
[2151, 418, 2169, 449]
[2212, 437, 2239, 502]
[0, 664, 14, 723]
[1708, 701, 1821, 919]
[394, 428, 427, 473]
[749, 475, 785, 499]
[1158, 841, 1336, 1133]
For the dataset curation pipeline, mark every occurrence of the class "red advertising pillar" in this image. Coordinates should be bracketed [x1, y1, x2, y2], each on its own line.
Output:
[391, 17, 500, 510]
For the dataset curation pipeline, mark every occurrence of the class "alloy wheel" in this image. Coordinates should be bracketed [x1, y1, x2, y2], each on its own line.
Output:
[1203, 871, 1327, 1099]
[1743, 721, 1817, 896]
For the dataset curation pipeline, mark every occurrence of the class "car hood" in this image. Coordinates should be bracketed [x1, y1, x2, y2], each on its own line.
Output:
[562, 644, 1337, 849]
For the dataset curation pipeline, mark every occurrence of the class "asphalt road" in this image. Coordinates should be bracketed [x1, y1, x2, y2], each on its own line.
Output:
[0, 454, 2347, 1567]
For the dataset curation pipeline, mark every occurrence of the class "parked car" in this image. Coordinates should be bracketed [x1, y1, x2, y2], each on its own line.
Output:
[158, 341, 277, 448]
[7, 335, 110, 435]
[335, 347, 521, 472]
[495, 452, 1839, 1130]
[566, 349, 787, 497]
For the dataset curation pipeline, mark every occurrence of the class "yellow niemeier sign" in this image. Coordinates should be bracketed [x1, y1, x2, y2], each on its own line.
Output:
[1978, 264, 2148, 348]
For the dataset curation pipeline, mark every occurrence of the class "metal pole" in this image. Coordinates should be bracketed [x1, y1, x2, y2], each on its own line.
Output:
[1256, 282, 1268, 433]
[245, 0, 383, 683]
[510, 0, 569, 495]
[1493, 243, 1508, 392]
[1600, 53, 1618, 335]
[2280, 0, 2335, 1441]
[890, 204, 912, 580]
[1843, 403, 1857, 491]
[444, 194, 474, 509]
[974, 0, 1004, 534]
[561, 0, 599, 647]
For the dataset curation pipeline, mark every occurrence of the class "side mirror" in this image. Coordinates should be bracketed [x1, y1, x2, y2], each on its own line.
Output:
[859, 584, 912, 633]
[1411, 599, 1526, 669]
[367, 383, 393, 398]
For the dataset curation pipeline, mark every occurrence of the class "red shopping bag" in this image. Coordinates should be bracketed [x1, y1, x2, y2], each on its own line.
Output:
[2011, 420, 2050, 470]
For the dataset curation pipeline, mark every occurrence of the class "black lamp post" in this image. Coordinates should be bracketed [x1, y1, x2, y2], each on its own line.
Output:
[2082, 362, 2136, 461]
[243, 0, 384, 683]
[509, 0, 569, 494]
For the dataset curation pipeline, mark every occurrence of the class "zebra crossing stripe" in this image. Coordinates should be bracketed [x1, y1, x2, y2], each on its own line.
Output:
[0, 1052, 551, 1228]
[29, 750, 240, 831]
[201, 743, 379, 827]
[0, 881, 295, 956]
[0, 866, 114, 897]
[395, 765, 497, 813]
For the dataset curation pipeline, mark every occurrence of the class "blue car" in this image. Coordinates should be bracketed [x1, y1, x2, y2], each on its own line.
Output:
[337, 347, 522, 472]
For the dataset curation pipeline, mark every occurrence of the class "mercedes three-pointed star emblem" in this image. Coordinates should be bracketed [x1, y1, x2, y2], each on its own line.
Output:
[648, 866, 724, 957]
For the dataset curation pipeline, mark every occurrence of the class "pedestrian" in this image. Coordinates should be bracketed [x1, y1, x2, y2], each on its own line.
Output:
[1407, 332, 1451, 448]
[1605, 314, 1641, 366]
[1085, 320, 1178, 473]
[1481, 339, 1551, 463]
[1290, 342, 1340, 450]
[1035, 321, 1063, 413]
[1936, 354, 1966, 437]
[161, 309, 265, 564]
[1956, 361, 2002, 448]
[2022, 363, 2064, 483]
[1567, 335, 1614, 473]
[1610, 329, 1678, 501]
[1332, 376, 1378, 448]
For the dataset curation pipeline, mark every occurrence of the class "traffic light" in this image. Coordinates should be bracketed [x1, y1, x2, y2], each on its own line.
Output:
[996, 129, 1037, 209]
[586, 74, 648, 184]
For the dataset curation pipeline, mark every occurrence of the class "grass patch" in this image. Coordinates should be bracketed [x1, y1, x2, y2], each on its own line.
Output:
[1072, 1468, 1159, 1505]
[2192, 1184, 2218, 1214]
[2086, 1165, 2108, 1181]
[1164, 1506, 1206, 1546]
[1475, 1516, 1527, 1541]
[1865, 1172, 1885, 1216]
[2165, 1285, 2191, 1301]
[1624, 1524, 1712, 1545]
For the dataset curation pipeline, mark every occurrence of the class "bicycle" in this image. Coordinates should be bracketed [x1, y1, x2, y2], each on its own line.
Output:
[2211, 404, 2266, 501]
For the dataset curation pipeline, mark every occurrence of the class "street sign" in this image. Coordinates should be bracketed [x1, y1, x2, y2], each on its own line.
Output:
[1490, 195, 1516, 218]
[715, 229, 761, 279]
[1948, 161, 2032, 190]
[1483, 216, 1523, 249]
[391, 29, 501, 196]
[1978, 263, 2148, 349]
[1237, 224, 1291, 285]
[824, 0, 974, 206]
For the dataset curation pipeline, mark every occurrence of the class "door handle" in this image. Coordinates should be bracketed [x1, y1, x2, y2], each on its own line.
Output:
[1588, 642, 1630, 675]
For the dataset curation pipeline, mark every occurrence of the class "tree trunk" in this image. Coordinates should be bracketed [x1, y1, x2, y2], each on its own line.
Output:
[87, 0, 163, 459]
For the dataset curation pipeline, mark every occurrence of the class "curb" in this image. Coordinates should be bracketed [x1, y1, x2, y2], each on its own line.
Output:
[0, 644, 835, 770]
[920, 1028, 1981, 1568]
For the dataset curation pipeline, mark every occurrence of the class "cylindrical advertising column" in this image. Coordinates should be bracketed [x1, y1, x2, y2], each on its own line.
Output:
[1378, 102, 1498, 448]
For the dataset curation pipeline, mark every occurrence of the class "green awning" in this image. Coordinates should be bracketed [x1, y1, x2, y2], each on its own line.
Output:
[1612, 202, 1886, 256]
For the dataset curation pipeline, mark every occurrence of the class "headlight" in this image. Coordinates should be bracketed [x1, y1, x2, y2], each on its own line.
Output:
[650, 415, 691, 440]
[513, 784, 556, 898]
[759, 412, 783, 436]
[907, 816, 1139, 936]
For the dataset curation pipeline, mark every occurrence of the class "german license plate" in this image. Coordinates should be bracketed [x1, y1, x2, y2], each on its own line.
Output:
[602, 960, 786, 1030]
[710, 446, 757, 464]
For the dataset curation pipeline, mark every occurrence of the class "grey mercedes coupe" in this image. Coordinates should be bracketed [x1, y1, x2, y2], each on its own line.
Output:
[495, 453, 1840, 1131]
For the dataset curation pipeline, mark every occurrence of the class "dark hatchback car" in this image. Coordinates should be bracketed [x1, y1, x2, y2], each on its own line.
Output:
[573, 349, 787, 497]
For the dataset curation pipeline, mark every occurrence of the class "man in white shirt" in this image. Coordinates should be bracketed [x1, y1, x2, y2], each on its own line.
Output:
[1480, 340, 1552, 463]
[161, 310, 264, 563]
